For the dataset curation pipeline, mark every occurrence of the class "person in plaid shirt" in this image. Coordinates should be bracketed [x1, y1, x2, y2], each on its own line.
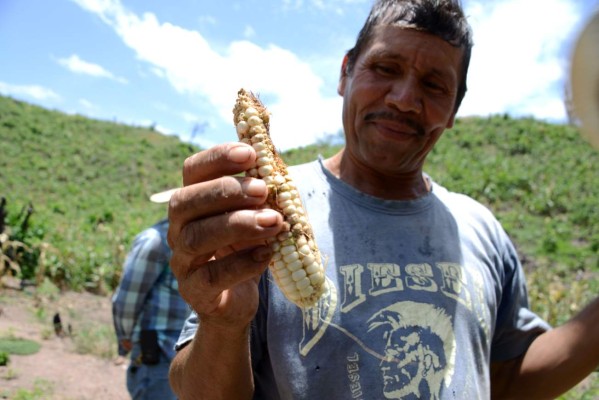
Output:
[112, 194, 190, 400]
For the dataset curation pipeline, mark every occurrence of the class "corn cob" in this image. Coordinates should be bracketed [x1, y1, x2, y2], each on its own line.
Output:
[233, 88, 327, 308]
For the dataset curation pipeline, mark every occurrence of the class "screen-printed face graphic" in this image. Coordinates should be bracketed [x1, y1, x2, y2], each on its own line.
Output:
[369, 302, 456, 399]
[380, 326, 446, 398]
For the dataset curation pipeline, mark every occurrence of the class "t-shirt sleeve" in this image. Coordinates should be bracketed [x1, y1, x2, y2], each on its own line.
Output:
[174, 311, 199, 351]
[490, 235, 551, 362]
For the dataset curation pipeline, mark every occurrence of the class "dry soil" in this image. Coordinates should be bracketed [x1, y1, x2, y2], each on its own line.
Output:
[0, 286, 129, 400]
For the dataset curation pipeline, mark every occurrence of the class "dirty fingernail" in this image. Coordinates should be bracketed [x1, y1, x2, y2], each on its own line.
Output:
[229, 145, 252, 163]
[256, 209, 279, 227]
[241, 179, 266, 197]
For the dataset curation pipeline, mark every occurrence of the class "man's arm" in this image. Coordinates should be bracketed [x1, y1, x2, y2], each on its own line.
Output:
[170, 322, 254, 400]
[167, 143, 284, 398]
[491, 296, 599, 399]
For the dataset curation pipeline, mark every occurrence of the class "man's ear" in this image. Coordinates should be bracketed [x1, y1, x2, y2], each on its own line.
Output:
[446, 112, 457, 129]
[341, 54, 349, 77]
[338, 54, 349, 96]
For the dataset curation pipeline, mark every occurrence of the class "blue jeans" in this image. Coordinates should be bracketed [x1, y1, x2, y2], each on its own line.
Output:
[126, 347, 176, 400]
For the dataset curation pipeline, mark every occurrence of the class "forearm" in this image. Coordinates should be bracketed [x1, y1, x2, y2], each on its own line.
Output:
[496, 297, 599, 399]
[169, 322, 254, 400]
[112, 304, 134, 347]
[112, 272, 153, 340]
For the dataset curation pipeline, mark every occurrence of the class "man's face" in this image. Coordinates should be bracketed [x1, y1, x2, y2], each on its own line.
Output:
[338, 26, 463, 176]
[380, 329, 425, 398]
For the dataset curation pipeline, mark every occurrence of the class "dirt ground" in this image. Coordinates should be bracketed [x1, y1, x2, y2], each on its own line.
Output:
[0, 285, 129, 400]
[0, 282, 597, 399]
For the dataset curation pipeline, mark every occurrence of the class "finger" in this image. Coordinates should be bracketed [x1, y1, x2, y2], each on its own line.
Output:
[173, 208, 283, 263]
[171, 175, 267, 223]
[182, 142, 255, 186]
[167, 176, 271, 248]
[175, 246, 272, 314]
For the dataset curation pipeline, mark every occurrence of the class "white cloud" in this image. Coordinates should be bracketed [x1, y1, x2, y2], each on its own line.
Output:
[72, 0, 341, 150]
[79, 98, 97, 109]
[460, 0, 581, 121]
[0, 82, 61, 101]
[57, 54, 128, 84]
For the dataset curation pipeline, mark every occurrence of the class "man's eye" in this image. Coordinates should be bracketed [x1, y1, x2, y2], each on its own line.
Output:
[374, 64, 398, 75]
[424, 81, 445, 93]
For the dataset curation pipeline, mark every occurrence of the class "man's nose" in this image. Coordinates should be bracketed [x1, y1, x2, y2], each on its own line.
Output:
[385, 76, 422, 114]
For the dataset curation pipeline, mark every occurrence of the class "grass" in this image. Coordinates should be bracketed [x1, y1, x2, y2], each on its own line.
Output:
[70, 319, 117, 360]
[1, 379, 54, 400]
[0, 338, 41, 356]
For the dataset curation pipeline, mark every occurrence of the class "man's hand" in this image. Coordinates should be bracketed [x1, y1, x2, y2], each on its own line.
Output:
[120, 339, 133, 352]
[167, 142, 284, 330]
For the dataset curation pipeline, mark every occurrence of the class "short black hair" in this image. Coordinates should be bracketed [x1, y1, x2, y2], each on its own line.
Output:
[346, 0, 473, 113]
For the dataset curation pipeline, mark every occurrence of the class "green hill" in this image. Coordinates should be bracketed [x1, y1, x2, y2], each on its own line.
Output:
[1, 95, 598, 328]
[1, 96, 198, 292]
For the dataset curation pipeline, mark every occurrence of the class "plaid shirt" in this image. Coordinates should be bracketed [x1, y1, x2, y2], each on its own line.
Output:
[112, 219, 190, 360]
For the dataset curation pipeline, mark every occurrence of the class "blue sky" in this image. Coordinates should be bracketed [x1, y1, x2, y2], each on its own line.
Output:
[1, 0, 597, 150]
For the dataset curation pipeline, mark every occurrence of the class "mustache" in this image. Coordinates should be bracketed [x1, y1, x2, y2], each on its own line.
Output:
[364, 111, 425, 136]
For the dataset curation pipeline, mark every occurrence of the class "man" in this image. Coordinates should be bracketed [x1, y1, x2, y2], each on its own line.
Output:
[167, 0, 599, 398]
[112, 190, 189, 400]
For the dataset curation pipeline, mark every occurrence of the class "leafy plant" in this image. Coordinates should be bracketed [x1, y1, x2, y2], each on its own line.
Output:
[0, 230, 26, 278]
[0, 198, 49, 284]
[0, 351, 9, 366]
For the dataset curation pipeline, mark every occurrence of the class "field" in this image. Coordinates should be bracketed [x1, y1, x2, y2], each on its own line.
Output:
[1, 95, 598, 398]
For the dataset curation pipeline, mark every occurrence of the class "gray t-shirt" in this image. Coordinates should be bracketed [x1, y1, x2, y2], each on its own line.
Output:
[177, 159, 550, 399]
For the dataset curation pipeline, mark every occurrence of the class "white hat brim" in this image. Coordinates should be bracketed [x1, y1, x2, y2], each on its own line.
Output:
[149, 188, 179, 203]
[571, 11, 599, 150]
